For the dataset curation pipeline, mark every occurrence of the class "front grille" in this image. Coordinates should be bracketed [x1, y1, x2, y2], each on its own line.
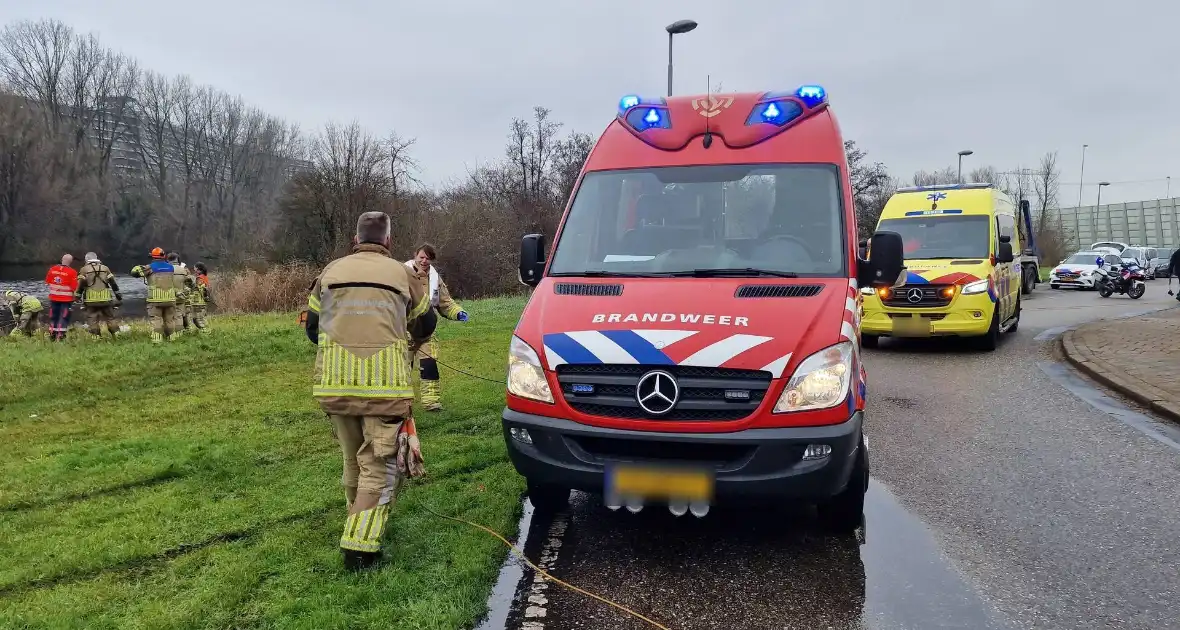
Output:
[556, 364, 772, 422]
[881, 284, 953, 308]
[568, 435, 756, 467]
[554, 283, 623, 296]
[734, 284, 824, 298]
[888, 312, 946, 320]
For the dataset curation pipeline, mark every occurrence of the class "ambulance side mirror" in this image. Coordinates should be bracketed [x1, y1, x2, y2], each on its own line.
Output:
[858, 231, 904, 288]
[519, 233, 546, 287]
[857, 239, 868, 260]
[997, 235, 1015, 264]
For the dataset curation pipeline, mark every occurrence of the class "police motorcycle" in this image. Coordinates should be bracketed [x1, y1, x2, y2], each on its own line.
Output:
[1095, 254, 1147, 299]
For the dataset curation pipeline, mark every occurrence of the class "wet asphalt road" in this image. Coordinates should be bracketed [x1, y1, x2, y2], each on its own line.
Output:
[497, 283, 1180, 630]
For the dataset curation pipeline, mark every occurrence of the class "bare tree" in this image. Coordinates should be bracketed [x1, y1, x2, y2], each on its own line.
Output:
[132, 70, 177, 233]
[910, 167, 959, 187]
[551, 131, 594, 208]
[967, 166, 1000, 185]
[386, 132, 420, 212]
[846, 140, 892, 236]
[1032, 151, 1070, 263]
[0, 19, 73, 128]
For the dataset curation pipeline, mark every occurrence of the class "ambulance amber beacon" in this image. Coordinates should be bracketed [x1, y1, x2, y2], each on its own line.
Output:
[501, 86, 904, 532]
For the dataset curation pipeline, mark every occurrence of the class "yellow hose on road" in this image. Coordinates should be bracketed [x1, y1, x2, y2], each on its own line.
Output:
[421, 504, 671, 630]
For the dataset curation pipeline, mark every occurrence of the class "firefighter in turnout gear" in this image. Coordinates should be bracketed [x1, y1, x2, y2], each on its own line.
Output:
[4, 290, 43, 337]
[405, 244, 469, 412]
[190, 262, 211, 333]
[166, 252, 196, 333]
[75, 252, 125, 337]
[304, 211, 431, 571]
[131, 248, 180, 343]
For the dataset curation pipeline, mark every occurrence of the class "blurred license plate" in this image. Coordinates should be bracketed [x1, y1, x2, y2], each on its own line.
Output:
[605, 464, 713, 502]
[893, 314, 932, 337]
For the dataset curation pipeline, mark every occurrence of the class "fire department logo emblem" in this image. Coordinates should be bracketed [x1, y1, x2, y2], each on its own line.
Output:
[691, 95, 734, 118]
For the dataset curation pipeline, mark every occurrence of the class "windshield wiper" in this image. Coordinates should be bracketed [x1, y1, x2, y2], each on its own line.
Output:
[677, 268, 800, 278]
[549, 271, 665, 278]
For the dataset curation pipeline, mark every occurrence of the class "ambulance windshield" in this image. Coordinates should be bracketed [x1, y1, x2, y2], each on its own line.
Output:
[877, 215, 991, 260]
[547, 164, 846, 277]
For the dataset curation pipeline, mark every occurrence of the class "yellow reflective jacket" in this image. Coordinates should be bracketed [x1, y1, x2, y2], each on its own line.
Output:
[76, 262, 121, 305]
[306, 243, 430, 416]
[131, 260, 177, 304]
[171, 265, 196, 304]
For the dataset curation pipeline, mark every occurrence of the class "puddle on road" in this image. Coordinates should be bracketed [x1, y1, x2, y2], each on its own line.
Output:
[476, 481, 1010, 630]
[471, 500, 535, 630]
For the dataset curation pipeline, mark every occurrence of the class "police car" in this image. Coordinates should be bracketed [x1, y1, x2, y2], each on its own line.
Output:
[1049, 251, 1107, 290]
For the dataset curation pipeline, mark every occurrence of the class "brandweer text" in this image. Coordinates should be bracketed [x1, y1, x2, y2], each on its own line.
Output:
[591, 313, 750, 326]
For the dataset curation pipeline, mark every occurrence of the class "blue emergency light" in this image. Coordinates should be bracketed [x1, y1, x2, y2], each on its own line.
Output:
[746, 99, 804, 126]
[620, 95, 640, 110]
[796, 85, 826, 107]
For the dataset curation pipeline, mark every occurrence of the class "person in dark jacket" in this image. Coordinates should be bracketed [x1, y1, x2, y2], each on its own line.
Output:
[1167, 248, 1180, 299]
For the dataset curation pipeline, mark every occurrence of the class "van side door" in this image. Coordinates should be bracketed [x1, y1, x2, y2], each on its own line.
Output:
[996, 213, 1019, 318]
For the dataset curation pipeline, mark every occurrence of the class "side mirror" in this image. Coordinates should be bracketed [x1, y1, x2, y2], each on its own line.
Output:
[519, 233, 546, 287]
[857, 230, 905, 288]
[997, 239, 1015, 264]
[857, 239, 868, 260]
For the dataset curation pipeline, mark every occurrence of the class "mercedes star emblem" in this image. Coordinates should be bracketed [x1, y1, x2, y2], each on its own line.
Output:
[906, 287, 925, 303]
[635, 370, 680, 415]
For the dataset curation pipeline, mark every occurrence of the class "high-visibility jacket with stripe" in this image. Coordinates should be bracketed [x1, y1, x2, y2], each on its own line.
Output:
[189, 274, 209, 306]
[305, 243, 430, 417]
[131, 261, 177, 304]
[45, 265, 78, 303]
[76, 262, 121, 305]
[172, 265, 195, 304]
[9, 293, 42, 314]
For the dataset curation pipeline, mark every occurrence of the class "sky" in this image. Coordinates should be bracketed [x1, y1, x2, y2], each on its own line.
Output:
[2, 0, 1177, 206]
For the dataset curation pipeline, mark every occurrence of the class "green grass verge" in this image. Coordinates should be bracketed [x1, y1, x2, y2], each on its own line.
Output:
[1039, 267, 1052, 282]
[0, 295, 529, 629]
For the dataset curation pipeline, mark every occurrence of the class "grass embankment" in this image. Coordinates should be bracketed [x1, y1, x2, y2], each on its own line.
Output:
[0, 296, 527, 630]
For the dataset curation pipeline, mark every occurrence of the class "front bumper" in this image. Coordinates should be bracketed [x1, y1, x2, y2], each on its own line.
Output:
[502, 409, 863, 503]
[1049, 274, 1097, 288]
[861, 292, 993, 337]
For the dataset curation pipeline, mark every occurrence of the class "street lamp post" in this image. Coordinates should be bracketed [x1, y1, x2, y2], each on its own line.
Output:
[665, 19, 698, 97]
[957, 150, 973, 183]
[1077, 144, 1088, 207]
[1097, 181, 1111, 239]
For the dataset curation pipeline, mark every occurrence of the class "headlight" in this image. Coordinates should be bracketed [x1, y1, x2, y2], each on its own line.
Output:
[507, 336, 553, 403]
[773, 341, 853, 413]
[962, 278, 990, 295]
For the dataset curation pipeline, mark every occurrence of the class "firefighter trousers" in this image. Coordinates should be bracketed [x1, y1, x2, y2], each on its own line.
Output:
[331, 415, 406, 554]
[11, 311, 39, 337]
[190, 305, 209, 333]
[411, 335, 442, 410]
[147, 304, 179, 342]
[84, 305, 122, 336]
[174, 303, 189, 334]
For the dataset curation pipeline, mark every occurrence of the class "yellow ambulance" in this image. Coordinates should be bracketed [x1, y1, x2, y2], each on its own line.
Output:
[860, 183, 1022, 351]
